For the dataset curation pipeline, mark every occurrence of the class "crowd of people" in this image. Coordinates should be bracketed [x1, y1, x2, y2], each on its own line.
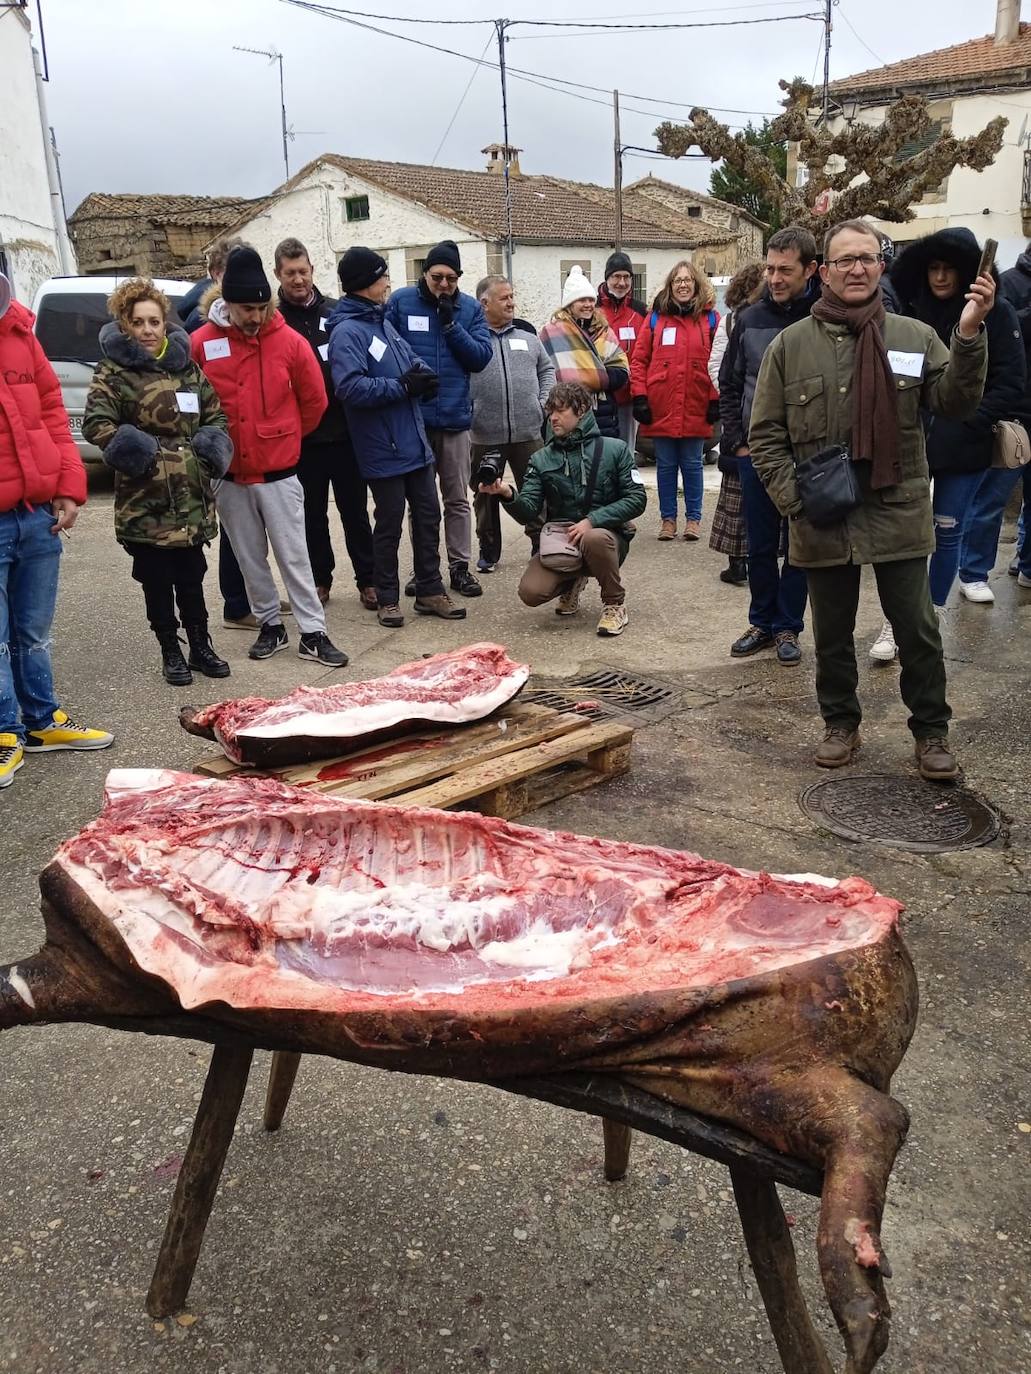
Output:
[0, 215, 1027, 790]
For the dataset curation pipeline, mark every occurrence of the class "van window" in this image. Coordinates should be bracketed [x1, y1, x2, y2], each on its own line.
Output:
[34, 292, 188, 366]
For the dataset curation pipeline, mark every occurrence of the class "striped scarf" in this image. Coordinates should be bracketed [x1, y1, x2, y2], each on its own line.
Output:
[539, 308, 628, 392]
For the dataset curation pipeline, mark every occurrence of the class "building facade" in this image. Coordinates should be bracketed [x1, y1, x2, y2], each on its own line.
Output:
[68, 194, 261, 280]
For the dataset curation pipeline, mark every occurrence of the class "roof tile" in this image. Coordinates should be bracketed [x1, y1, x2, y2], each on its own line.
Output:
[830, 24, 1031, 95]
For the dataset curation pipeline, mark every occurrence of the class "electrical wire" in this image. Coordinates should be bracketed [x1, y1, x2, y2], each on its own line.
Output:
[284, 2, 823, 34]
[430, 32, 493, 165]
[835, 2, 887, 69]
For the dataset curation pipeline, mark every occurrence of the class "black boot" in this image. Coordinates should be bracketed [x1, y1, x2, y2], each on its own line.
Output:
[720, 557, 748, 586]
[157, 630, 192, 686]
[186, 623, 231, 678]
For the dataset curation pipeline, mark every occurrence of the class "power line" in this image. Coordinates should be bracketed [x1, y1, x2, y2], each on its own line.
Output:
[285, 2, 823, 33]
[430, 32, 493, 166]
[836, 2, 886, 68]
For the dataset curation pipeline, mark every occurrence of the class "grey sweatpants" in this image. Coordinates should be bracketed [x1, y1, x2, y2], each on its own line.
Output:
[427, 428, 472, 568]
[213, 476, 326, 634]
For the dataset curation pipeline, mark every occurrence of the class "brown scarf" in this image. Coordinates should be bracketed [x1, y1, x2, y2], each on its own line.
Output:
[810, 285, 901, 490]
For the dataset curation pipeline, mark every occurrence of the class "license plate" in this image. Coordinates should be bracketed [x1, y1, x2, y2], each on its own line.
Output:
[69, 416, 82, 435]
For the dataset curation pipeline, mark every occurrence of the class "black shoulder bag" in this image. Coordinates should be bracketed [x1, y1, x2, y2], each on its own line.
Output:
[794, 443, 862, 526]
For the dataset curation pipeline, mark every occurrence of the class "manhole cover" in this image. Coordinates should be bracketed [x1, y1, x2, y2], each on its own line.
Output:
[799, 774, 1000, 853]
[522, 669, 679, 723]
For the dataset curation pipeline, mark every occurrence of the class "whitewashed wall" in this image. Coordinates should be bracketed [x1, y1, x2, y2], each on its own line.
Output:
[510, 243, 702, 329]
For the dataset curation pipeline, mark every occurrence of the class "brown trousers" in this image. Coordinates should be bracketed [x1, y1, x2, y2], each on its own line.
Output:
[517, 527, 626, 607]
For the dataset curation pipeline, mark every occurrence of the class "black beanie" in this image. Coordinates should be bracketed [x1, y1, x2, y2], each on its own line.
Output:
[604, 251, 633, 280]
[221, 246, 272, 303]
[338, 246, 389, 294]
[423, 240, 462, 276]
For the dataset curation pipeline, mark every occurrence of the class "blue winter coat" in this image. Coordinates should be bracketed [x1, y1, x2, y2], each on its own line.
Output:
[326, 295, 434, 480]
[384, 283, 492, 432]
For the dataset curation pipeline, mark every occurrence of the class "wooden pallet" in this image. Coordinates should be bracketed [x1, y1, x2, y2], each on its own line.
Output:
[193, 702, 633, 820]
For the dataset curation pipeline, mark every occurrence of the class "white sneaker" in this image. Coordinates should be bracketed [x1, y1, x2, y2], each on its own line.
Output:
[869, 618, 898, 662]
[959, 580, 995, 604]
[1019, 572, 1031, 589]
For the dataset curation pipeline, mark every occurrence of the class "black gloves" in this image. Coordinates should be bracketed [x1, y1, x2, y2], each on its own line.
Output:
[632, 396, 653, 425]
[103, 424, 159, 478]
[435, 293, 455, 330]
[402, 368, 439, 400]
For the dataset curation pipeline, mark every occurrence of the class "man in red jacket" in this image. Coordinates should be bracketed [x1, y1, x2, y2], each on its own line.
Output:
[0, 272, 112, 787]
[597, 251, 647, 451]
[191, 247, 348, 666]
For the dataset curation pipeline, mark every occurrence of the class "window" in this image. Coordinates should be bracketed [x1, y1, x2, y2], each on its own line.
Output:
[896, 102, 952, 203]
[631, 264, 647, 301]
[687, 205, 702, 218]
[344, 194, 370, 222]
[406, 245, 433, 284]
[560, 258, 592, 290]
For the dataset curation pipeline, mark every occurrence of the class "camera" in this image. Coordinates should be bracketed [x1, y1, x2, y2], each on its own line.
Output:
[475, 450, 502, 487]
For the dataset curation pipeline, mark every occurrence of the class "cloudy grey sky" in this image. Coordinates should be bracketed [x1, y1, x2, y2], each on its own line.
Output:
[37, 0, 1004, 213]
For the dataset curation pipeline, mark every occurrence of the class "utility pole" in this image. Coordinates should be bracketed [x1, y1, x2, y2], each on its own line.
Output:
[613, 89, 623, 251]
[234, 45, 290, 181]
[822, 0, 832, 124]
[495, 17, 514, 277]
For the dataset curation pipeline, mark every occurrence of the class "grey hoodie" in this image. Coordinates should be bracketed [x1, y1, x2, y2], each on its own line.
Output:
[470, 321, 555, 446]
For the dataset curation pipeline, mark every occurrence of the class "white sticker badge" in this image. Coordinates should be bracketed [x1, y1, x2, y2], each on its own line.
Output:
[630, 467, 644, 485]
[318, 343, 329, 361]
[407, 315, 430, 333]
[368, 336, 387, 362]
[203, 337, 231, 361]
[175, 391, 200, 414]
[508, 338, 529, 352]
[661, 326, 677, 346]
[619, 326, 636, 341]
[887, 350, 924, 378]
[318, 317, 328, 332]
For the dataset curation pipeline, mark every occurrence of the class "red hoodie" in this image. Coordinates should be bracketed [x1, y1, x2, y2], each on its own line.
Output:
[596, 286, 647, 405]
[191, 303, 327, 483]
[0, 300, 86, 513]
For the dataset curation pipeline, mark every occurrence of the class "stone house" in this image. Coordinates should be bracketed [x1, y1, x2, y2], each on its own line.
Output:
[210, 147, 753, 326]
[622, 176, 766, 261]
[68, 194, 261, 280]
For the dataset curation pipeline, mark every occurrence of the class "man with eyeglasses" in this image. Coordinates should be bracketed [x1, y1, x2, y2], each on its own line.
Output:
[385, 241, 493, 598]
[720, 226, 819, 667]
[749, 218, 992, 781]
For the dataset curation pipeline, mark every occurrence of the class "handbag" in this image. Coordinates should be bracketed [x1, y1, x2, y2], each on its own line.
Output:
[794, 443, 862, 527]
[991, 419, 1031, 469]
[538, 435, 605, 572]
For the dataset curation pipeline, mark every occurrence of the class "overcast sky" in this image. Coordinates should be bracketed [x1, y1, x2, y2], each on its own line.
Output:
[36, 0, 1007, 213]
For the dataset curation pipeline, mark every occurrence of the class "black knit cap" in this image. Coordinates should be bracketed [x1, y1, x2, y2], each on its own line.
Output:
[423, 240, 462, 276]
[604, 251, 633, 279]
[221, 245, 272, 303]
[338, 246, 389, 293]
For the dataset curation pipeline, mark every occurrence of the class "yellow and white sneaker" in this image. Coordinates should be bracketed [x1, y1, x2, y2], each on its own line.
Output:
[0, 734, 24, 787]
[23, 710, 114, 753]
[597, 603, 629, 637]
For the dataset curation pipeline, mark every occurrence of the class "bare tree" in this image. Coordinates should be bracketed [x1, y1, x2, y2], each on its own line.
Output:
[656, 78, 1006, 232]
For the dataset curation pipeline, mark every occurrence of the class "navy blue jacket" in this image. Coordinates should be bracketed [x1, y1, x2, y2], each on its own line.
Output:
[384, 282, 492, 432]
[326, 295, 434, 480]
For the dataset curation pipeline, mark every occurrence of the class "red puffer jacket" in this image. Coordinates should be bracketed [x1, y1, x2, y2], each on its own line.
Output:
[597, 286, 647, 405]
[191, 304, 327, 483]
[630, 309, 720, 439]
[0, 300, 87, 512]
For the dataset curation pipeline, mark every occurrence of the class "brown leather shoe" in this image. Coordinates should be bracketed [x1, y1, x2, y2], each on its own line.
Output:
[682, 519, 701, 541]
[658, 518, 677, 540]
[359, 586, 379, 611]
[377, 604, 404, 628]
[814, 727, 861, 768]
[915, 736, 959, 781]
[414, 593, 467, 620]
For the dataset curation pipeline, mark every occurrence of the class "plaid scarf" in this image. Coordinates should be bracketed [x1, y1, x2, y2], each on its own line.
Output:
[539, 308, 627, 392]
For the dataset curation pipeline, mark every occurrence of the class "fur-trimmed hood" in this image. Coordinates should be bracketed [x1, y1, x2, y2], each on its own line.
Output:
[98, 321, 192, 372]
[888, 228, 1000, 313]
[200, 285, 277, 332]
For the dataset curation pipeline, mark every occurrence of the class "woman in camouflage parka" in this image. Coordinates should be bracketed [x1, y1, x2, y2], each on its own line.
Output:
[83, 278, 234, 685]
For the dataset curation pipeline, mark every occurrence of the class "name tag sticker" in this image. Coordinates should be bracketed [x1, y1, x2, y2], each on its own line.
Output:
[368, 336, 387, 362]
[661, 326, 677, 346]
[887, 349, 923, 378]
[203, 337, 231, 360]
[408, 315, 430, 332]
[619, 326, 636, 340]
[630, 467, 644, 485]
[175, 391, 200, 414]
[319, 317, 328, 332]
[318, 343, 329, 361]
[508, 338, 529, 352]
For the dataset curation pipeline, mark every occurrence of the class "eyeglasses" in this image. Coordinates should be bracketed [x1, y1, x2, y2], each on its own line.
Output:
[826, 253, 884, 272]
[428, 272, 459, 286]
[672, 276, 694, 286]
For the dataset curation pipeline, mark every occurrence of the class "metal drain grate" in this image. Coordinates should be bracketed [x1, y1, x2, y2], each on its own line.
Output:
[799, 774, 1000, 853]
[522, 669, 679, 724]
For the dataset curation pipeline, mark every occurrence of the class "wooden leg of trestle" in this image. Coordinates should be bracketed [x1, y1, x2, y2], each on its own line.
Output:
[602, 1118, 632, 1181]
[730, 1166, 834, 1374]
[263, 1051, 303, 1132]
[146, 1044, 254, 1318]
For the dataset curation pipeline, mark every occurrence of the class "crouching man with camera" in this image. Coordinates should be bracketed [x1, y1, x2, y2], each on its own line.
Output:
[479, 382, 646, 636]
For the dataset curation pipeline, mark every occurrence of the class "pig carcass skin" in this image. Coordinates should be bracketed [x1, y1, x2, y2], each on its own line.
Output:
[180, 641, 530, 767]
[0, 769, 918, 1374]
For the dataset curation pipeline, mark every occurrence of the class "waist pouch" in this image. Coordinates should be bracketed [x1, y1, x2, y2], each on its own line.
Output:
[539, 521, 583, 573]
[794, 444, 861, 527]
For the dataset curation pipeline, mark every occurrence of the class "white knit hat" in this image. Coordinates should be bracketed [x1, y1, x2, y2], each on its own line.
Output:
[561, 265, 596, 309]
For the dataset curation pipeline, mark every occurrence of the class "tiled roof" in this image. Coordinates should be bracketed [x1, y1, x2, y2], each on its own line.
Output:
[830, 24, 1031, 96]
[624, 174, 767, 229]
[222, 154, 739, 248]
[69, 193, 260, 228]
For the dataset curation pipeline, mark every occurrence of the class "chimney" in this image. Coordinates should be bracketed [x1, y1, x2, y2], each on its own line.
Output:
[995, 0, 1020, 45]
[482, 142, 522, 177]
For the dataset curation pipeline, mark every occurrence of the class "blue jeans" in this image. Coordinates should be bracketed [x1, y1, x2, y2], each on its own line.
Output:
[653, 436, 705, 522]
[0, 503, 62, 742]
[928, 470, 984, 606]
[957, 465, 1025, 584]
[738, 454, 807, 635]
[1017, 493, 1031, 575]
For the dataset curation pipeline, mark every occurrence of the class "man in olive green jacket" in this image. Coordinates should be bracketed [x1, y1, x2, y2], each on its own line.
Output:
[749, 220, 992, 779]
[481, 382, 646, 636]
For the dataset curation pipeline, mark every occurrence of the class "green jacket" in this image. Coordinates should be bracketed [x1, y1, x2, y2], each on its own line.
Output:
[83, 324, 228, 548]
[748, 313, 987, 567]
[502, 411, 647, 537]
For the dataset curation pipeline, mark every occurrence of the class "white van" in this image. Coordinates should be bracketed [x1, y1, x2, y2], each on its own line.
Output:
[30, 275, 194, 461]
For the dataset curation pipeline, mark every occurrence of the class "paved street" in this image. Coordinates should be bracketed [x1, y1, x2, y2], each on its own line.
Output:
[1, 468, 1028, 1374]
